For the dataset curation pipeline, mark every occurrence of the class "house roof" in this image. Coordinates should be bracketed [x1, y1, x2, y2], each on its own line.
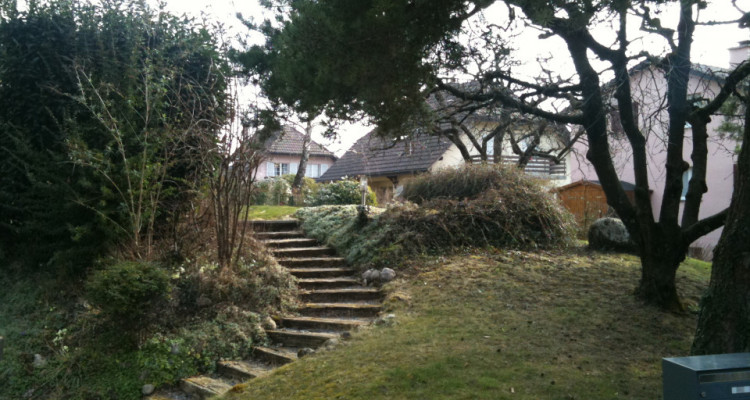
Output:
[264, 126, 336, 159]
[318, 130, 454, 181]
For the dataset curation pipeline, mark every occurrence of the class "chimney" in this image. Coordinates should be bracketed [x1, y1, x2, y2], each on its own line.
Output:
[729, 40, 750, 67]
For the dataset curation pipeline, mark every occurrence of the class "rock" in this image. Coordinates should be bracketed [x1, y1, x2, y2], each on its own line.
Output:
[297, 347, 315, 358]
[262, 316, 277, 330]
[374, 313, 396, 326]
[588, 217, 636, 253]
[380, 268, 396, 282]
[141, 384, 155, 396]
[341, 331, 352, 339]
[32, 354, 46, 369]
[367, 270, 381, 285]
[324, 338, 340, 349]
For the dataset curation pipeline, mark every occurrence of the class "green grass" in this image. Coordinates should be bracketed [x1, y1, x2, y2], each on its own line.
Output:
[244, 205, 300, 220]
[224, 248, 710, 400]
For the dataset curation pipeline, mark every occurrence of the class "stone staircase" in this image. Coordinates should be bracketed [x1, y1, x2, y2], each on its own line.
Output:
[149, 219, 381, 399]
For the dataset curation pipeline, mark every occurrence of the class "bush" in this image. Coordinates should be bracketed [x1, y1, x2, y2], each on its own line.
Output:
[401, 164, 530, 203]
[85, 261, 171, 332]
[252, 177, 292, 205]
[312, 179, 377, 206]
[297, 167, 575, 267]
[281, 175, 320, 205]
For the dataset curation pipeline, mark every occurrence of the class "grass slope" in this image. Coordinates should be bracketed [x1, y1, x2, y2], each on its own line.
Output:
[224, 248, 709, 400]
[244, 206, 300, 220]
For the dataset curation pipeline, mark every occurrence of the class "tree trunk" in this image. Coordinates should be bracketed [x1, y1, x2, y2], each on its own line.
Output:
[292, 121, 312, 189]
[635, 235, 686, 312]
[692, 97, 750, 355]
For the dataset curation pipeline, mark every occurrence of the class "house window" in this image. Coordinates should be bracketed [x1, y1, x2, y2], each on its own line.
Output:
[681, 167, 692, 201]
[268, 162, 290, 177]
[306, 164, 325, 178]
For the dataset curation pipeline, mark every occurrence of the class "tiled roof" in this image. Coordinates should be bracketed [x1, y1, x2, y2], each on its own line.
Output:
[318, 130, 454, 181]
[264, 126, 336, 159]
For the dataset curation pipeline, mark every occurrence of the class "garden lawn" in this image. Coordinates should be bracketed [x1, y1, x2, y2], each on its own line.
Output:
[224, 247, 710, 400]
[244, 206, 300, 220]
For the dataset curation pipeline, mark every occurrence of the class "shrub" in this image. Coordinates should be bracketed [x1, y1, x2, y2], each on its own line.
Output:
[252, 177, 292, 205]
[297, 168, 575, 268]
[312, 179, 377, 206]
[280, 175, 320, 205]
[401, 164, 531, 203]
[85, 261, 171, 332]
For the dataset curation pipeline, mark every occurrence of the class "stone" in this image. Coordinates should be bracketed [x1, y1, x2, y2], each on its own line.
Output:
[262, 316, 277, 330]
[380, 268, 396, 282]
[142, 384, 155, 396]
[32, 354, 46, 369]
[587, 217, 636, 253]
[374, 313, 396, 326]
[297, 347, 315, 358]
[324, 338, 340, 349]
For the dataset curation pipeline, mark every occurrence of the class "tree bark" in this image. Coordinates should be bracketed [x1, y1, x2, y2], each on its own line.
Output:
[635, 232, 687, 312]
[692, 95, 750, 355]
[292, 121, 312, 189]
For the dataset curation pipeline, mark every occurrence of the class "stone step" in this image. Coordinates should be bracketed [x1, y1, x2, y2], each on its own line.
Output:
[246, 219, 299, 232]
[263, 238, 318, 248]
[272, 246, 337, 258]
[180, 376, 233, 399]
[297, 277, 362, 290]
[266, 329, 339, 348]
[299, 302, 382, 318]
[289, 267, 357, 279]
[253, 346, 297, 366]
[278, 257, 347, 268]
[254, 230, 306, 240]
[277, 316, 370, 332]
[217, 359, 274, 381]
[301, 288, 382, 303]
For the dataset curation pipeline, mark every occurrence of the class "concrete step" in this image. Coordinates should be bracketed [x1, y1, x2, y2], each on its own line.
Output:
[263, 238, 318, 248]
[254, 230, 306, 240]
[297, 277, 362, 290]
[301, 288, 382, 303]
[180, 376, 233, 399]
[272, 246, 337, 258]
[299, 302, 382, 318]
[278, 257, 346, 268]
[289, 267, 357, 279]
[253, 346, 297, 366]
[277, 316, 370, 332]
[217, 359, 274, 381]
[266, 329, 339, 348]
[246, 219, 299, 232]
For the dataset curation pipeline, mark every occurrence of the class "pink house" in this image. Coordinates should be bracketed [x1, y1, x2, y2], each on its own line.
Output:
[254, 126, 336, 180]
[570, 43, 748, 258]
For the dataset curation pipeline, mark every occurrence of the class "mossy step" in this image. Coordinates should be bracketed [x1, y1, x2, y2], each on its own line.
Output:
[297, 277, 362, 289]
[288, 267, 357, 278]
[300, 302, 382, 318]
[272, 246, 337, 258]
[246, 219, 299, 232]
[180, 375, 233, 399]
[277, 257, 346, 268]
[301, 288, 382, 302]
[218, 359, 274, 381]
[253, 346, 297, 366]
[254, 230, 306, 240]
[267, 329, 339, 348]
[263, 238, 318, 248]
[277, 316, 370, 332]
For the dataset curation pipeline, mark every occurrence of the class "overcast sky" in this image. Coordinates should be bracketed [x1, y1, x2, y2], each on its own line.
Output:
[157, 0, 750, 155]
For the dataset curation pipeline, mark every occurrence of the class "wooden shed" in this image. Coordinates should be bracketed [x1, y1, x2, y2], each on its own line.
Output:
[553, 180, 637, 229]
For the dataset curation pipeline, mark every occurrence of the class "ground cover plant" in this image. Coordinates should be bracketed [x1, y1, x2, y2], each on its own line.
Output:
[224, 247, 710, 400]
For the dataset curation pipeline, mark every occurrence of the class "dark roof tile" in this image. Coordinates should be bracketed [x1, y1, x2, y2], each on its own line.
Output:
[265, 126, 336, 158]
